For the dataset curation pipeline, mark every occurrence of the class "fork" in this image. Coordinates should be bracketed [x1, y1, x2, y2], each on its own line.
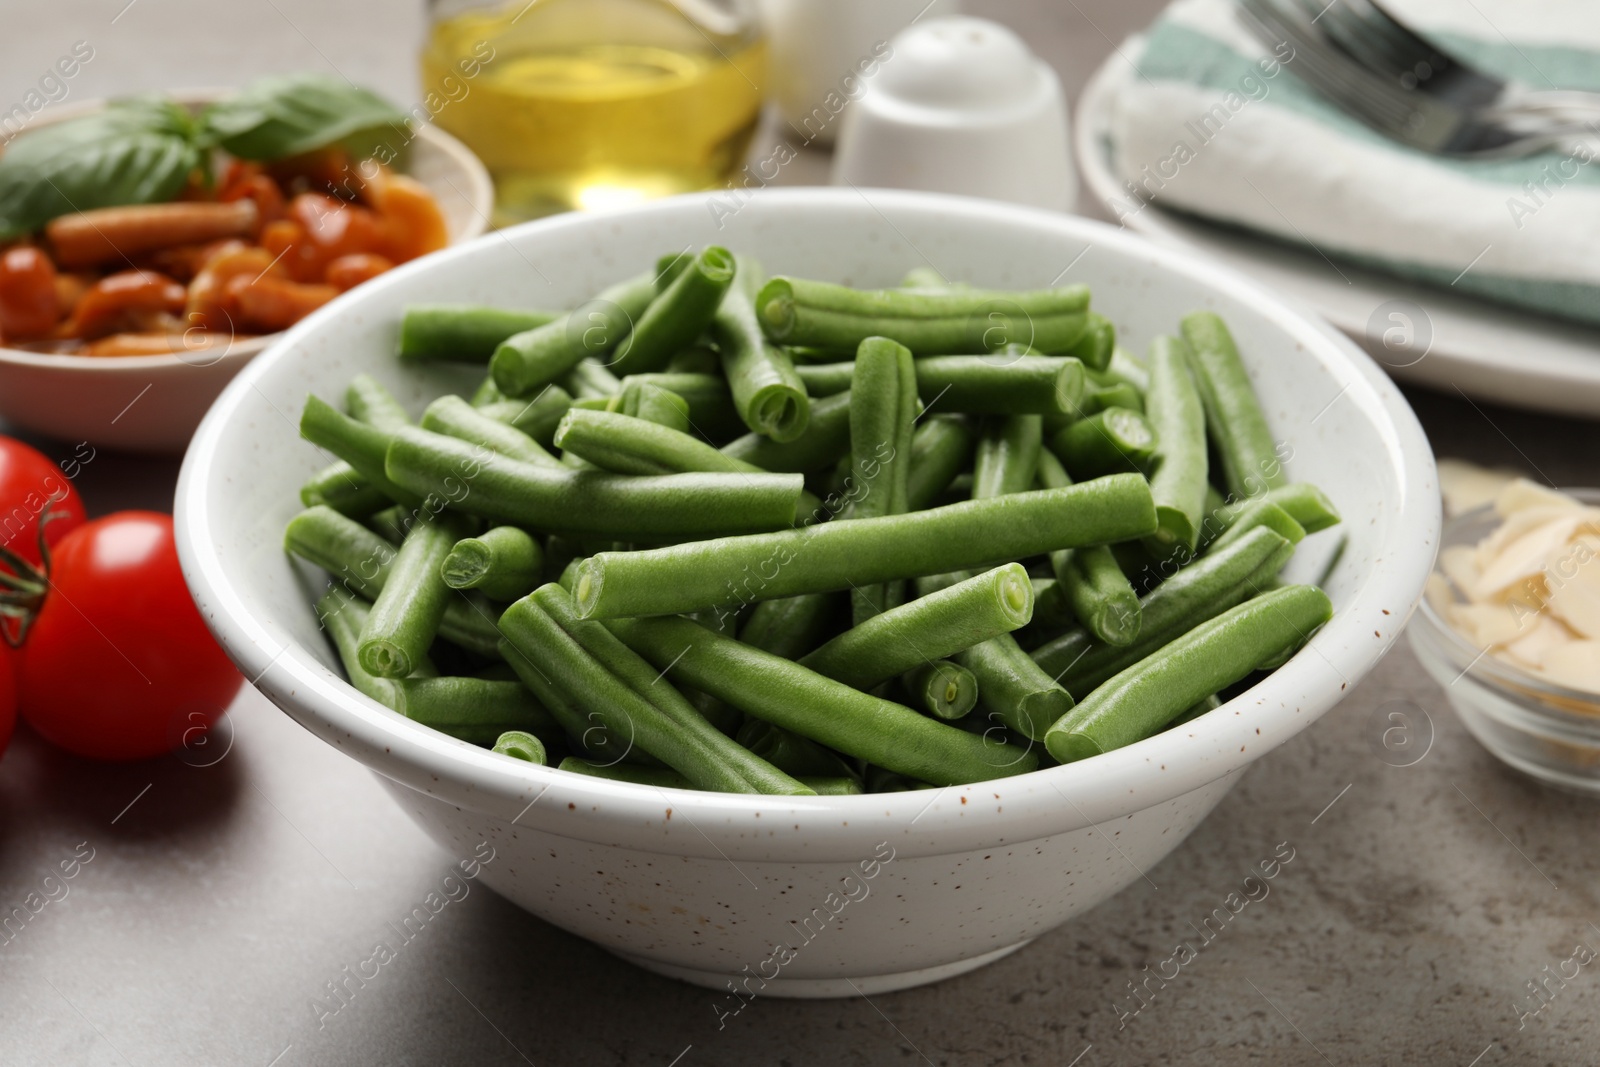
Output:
[1236, 0, 1600, 158]
[1301, 0, 1600, 124]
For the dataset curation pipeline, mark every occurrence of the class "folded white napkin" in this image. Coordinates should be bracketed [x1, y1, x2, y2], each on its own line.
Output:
[1108, 0, 1600, 325]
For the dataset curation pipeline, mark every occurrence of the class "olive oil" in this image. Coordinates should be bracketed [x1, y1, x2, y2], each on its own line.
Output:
[422, 0, 766, 224]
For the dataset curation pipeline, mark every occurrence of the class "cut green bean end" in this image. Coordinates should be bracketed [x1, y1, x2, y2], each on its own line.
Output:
[440, 539, 491, 590]
[358, 640, 414, 680]
[492, 730, 548, 764]
[756, 278, 797, 340]
[751, 384, 810, 443]
[998, 565, 1035, 624]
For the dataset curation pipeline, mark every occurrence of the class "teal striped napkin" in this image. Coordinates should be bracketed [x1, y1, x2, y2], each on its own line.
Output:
[1107, 0, 1600, 326]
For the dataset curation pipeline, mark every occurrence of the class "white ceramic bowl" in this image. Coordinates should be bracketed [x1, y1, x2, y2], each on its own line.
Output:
[175, 188, 1437, 997]
[0, 91, 493, 454]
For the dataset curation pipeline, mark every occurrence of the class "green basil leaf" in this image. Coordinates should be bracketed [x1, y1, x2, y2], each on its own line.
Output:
[0, 95, 201, 239]
[202, 73, 408, 161]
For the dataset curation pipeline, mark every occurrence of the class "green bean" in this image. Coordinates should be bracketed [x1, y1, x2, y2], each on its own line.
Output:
[666, 344, 721, 375]
[1142, 335, 1208, 556]
[617, 380, 690, 433]
[400, 306, 558, 363]
[972, 415, 1042, 499]
[1031, 526, 1295, 693]
[1035, 447, 1072, 490]
[470, 374, 506, 406]
[951, 630, 1070, 740]
[783, 361, 850, 395]
[498, 590, 808, 794]
[797, 563, 1033, 688]
[492, 730, 548, 764]
[799, 777, 864, 796]
[1079, 381, 1143, 415]
[490, 272, 654, 396]
[394, 676, 558, 746]
[714, 258, 811, 442]
[384, 426, 803, 539]
[926, 355, 1087, 417]
[736, 719, 858, 780]
[562, 358, 622, 400]
[358, 511, 472, 678]
[783, 344, 853, 364]
[477, 384, 574, 448]
[498, 637, 645, 765]
[866, 768, 938, 792]
[757, 277, 1090, 355]
[1099, 346, 1150, 393]
[795, 356, 1086, 417]
[846, 337, 917, 621]
[531, 585, 809, 795]
[905, 415, 976, 510]
[605, 614, 1038, 785]
[300, 465, 389, 518]
[1032, 577, 1074, 625]
[286, 506, 505, 659]
[1056, 544, 1140, 647]
[609, 246, 736, 376]
[422, 394, 560, 467]
[1180, 311, 1286, 498]
[1063, 310, 1114, 371]
[1048, 407, 1156, 479]
[557, 758, 694, 787]
[624, 373, 746, 441]
[902, 660, 978, 720]
[1045, 585, 1332, 761]
[846, 338, 916, 517]
[364, 504, 409, 543]
[316, 587, 399, 707]
[655, 250, 693, 289]
[721, 390, 853, 474]
[441, 526, 543, 601]
[554, 408, 761, 476]
[344, 373, 412, 431]
[1213, 483, 1341, 535]
[299, 395, 420, 508]
[737, 592, 839, 660]
[953, 416, 1075, 737]
[573, 474, 1156, 619]
[1209, 500, 1306, 555]
[1169, 694, 1220, 729]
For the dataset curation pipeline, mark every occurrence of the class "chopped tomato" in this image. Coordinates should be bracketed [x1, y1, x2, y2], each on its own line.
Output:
[228, 274, 338, 332]
[61, 270, 185, 340]
[324, 252, 394, 291]
[0, 247, 62, 341]
[361, 168, 449, 263]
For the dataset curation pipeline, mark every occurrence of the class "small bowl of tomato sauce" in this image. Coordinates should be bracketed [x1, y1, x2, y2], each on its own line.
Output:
[0, 85, 491, 453]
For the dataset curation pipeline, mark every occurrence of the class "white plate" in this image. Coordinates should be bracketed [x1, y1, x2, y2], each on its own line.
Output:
[1075, 41, 1600, 417]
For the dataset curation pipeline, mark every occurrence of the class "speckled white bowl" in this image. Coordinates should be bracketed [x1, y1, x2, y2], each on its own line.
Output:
[174, 189, 1437, 997]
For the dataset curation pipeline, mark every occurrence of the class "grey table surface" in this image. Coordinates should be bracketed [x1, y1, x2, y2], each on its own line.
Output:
[3, 2, 1599, 1065]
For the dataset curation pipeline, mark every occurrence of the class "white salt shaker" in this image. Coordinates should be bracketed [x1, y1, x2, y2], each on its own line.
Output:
[758, 0, 963, 146]
[831, 17, 1076, 212]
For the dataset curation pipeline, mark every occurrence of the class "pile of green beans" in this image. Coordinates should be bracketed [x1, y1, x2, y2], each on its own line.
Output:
[290, 251, 1340, 793]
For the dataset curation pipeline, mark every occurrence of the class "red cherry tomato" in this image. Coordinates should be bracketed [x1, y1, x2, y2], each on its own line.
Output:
[0, 435, 87, 573]
[18, 512, 242, 761]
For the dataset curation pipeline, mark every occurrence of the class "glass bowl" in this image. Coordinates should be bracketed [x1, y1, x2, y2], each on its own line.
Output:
[1410, 490, 1600, 795]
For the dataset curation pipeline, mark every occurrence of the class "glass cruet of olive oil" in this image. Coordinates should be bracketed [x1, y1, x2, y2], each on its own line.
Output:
[423, 0, 766, 225]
